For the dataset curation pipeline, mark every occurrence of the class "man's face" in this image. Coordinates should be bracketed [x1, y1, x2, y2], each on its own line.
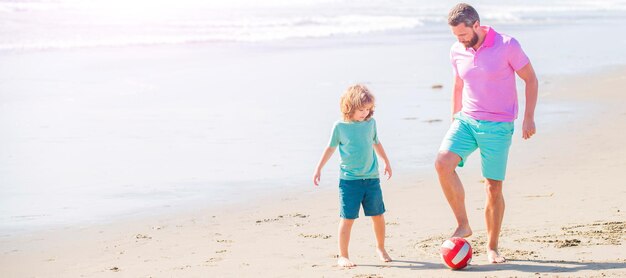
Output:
[451, 22, 479, 48]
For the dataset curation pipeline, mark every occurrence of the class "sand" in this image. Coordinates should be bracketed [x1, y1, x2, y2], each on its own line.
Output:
[1, 67, 626, 277]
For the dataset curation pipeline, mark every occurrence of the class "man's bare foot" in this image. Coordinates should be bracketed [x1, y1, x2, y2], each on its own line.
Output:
[376, 248, 392, 262]
[452, 226, 472, 238]
[337, 256, 356, 267]
[487, 249, 506, 263]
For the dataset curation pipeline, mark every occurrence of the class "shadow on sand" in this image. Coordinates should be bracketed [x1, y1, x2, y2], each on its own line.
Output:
[359, 259, 626, 274]
[358, 260, 445, 270]
[473, 259, 626, 274]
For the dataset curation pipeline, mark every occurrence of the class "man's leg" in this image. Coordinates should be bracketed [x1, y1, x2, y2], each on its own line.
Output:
[435, 151, 472, 238]
[476, 120, 513, 263]
[484, 178, 506, 263]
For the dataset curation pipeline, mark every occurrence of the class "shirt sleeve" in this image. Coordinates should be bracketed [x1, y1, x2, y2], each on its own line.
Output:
[450, 47, 459, 77]
[328, 122, 340, 147]
[507, 38, 530, 71]
[372, 119, 380, 144]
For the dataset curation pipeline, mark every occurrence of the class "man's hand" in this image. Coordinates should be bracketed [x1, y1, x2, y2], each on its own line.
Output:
[522, 118, 536, 139]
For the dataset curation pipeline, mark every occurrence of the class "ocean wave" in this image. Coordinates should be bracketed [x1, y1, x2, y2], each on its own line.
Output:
[0, 0, 61, 13]
[2, 0, 626, 51]
[0, 14, 426, 51]
[480, 2, 626, 23]
[165, 15, 424, 30]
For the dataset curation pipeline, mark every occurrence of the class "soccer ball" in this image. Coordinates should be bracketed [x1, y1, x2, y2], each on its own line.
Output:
[440, 237, 472, 270]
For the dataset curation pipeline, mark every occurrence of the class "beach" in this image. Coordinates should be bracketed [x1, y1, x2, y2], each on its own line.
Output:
[2, 65, 626, 277]
[2, 1, 626, 277]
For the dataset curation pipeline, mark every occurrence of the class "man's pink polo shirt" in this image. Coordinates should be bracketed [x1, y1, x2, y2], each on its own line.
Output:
[450, 26, 530, 122]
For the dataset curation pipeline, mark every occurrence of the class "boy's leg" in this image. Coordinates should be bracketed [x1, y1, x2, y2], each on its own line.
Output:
[371, 214, 391, 262]
[338, 218, 356, 267]
[362, 179, 391, 262]
[337, 179, 364, 267]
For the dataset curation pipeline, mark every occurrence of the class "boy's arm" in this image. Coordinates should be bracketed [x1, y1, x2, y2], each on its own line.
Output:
[515, 62, 538, 140]
[373, 143, 392, 180]
[313, 146, 336, 186]
[451, 74, 464, 120]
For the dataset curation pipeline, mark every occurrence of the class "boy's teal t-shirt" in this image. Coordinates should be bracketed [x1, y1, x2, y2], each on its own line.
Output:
[328, 118, 380, 180]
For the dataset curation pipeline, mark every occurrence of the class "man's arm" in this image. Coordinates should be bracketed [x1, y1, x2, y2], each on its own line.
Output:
[516, 62, 538, 140]
[452, 74, 464, 120]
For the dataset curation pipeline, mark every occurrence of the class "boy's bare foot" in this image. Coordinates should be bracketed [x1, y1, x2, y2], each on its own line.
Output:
[337, 256, 356, 267]
[452, 225, 472, 238]
[376, 248, 392, 262]
[487, 249, 506, 263]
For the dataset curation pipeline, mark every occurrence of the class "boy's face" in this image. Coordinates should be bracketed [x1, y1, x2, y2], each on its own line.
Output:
[351, 103, 373, 122]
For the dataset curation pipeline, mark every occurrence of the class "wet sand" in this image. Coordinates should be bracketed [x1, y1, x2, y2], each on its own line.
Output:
[1, 67, 625, 277]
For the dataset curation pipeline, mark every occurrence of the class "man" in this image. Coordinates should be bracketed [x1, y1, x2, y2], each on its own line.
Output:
[435, 3, 538, 264]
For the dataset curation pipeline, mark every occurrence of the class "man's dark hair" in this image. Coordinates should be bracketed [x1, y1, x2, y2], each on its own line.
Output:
[448, 3, 480, 27]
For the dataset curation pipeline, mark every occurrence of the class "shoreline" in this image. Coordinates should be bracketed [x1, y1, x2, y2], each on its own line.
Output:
[3, 16, 626, 233]
[2, 65, 625, 277]
[0, 62, 613, 236]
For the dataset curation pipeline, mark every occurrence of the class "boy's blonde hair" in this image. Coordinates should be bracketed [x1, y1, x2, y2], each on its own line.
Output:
[340, 84, 375, 121]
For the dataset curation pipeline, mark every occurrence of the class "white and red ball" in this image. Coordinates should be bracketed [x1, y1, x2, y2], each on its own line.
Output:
[440, 237, 472, 270]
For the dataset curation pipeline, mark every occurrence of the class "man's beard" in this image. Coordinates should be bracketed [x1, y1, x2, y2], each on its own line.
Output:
[463, 31, 479, 48]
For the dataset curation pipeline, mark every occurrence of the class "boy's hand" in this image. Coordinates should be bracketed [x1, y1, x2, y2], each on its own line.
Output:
[313, 170, 321, 186]
[384, 164, 392, 180]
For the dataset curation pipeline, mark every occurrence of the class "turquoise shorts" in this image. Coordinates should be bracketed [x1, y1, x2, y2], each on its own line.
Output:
[439, 113, 514, 181]
[339, 178, 385, 219]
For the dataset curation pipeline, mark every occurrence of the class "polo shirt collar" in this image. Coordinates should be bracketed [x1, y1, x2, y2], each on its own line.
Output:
[481, 26, 496, 48]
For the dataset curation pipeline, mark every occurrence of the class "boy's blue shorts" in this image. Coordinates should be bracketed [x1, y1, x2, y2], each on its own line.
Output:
[439, 112, 514, 181]
[339, 178, 385, 219]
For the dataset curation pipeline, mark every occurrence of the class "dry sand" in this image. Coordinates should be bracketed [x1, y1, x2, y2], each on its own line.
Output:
[2, 67, 626, 277]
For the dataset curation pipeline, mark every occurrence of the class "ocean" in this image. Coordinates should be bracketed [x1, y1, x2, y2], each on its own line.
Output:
[1, 0, 626, 234]
[1, 0, 626, 51]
